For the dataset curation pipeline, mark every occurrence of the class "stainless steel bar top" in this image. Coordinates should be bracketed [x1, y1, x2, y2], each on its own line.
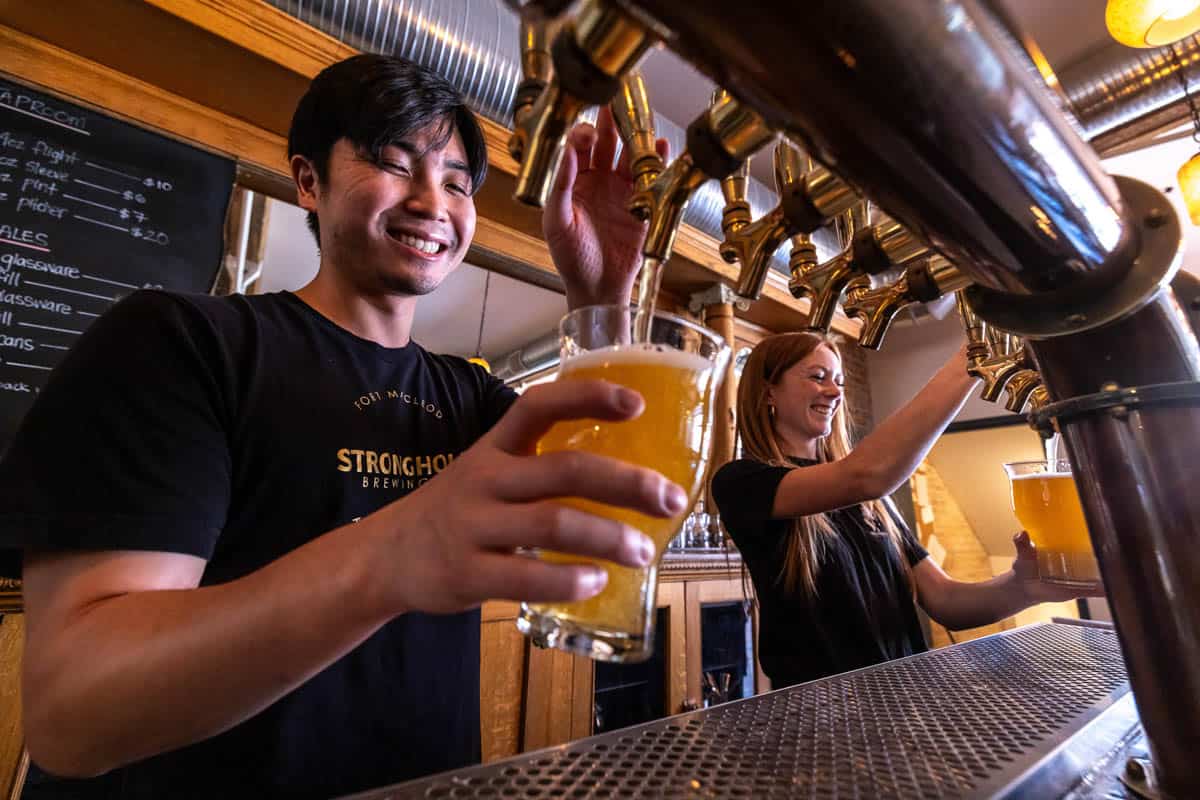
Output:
[344, 622, 1139, 799]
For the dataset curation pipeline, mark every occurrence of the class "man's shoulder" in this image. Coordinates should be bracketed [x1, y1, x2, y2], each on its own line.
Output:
[411, 348, 518, 429]
[105, 288, 262, 330]
[415, 348, 507, 390]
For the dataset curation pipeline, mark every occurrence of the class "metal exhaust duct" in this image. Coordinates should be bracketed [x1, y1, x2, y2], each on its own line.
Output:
[1062, 33, 1200, 152]
[263, 0, 840, 268]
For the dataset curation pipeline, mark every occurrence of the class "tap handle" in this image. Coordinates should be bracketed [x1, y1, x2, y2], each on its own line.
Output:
[1027, 384, 1051, 413]
[956, 291, 992, 359]
[1004, 371, 1043, 414]
[509, 13, 556, 163]
[787, 232, 818, 299]
[512, 0, 658, 207]
[832, 200, 871, 254]
[692, 89, 775, 179]
[720, 157, 750, 209]
[718, 156, 752, 252]
[519, 13, 555, 87]
[611, 69, 662, 196]
[773, 139, 806, 194]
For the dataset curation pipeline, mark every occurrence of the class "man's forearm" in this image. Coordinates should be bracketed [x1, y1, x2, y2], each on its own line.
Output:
[24, 518, 395, 777]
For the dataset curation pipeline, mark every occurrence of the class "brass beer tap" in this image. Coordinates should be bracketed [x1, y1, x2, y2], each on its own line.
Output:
[956, 292, 1033, 403]
[719, 158, 752, 249]
[509, 12, 556, 165]
[1003, 369, 1044, 414]
[509, 0, 658, 207]
[842, 256, 970, 349]
[609, 69, 663, 200]
[630, 89, 775, 302]
[801, 213, 931, 333]
[719, 140, 833, 300]
[1026, 384, 1051, 414]
[787, 201, 869, 307]
[972, 348, 1030, 403]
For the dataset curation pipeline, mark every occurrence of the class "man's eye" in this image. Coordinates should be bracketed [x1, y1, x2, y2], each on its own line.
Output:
[382, 162, 410, 174]
[446, 182, 468, 195]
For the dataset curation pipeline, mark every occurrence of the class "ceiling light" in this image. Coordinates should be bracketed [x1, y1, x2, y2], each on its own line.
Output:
[1106, 0, 1200, 47]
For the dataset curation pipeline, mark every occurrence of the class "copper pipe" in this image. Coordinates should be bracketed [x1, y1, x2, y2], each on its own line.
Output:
[1027, 293, 1200, 797]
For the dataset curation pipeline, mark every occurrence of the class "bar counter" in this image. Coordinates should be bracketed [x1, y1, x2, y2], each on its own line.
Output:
[345, 621, 1148, 799]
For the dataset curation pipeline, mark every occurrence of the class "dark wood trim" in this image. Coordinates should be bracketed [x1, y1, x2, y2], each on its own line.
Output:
[0, 580, 19, 615]
[660, 550, 743, 583]
[944, 415, 1029, 434]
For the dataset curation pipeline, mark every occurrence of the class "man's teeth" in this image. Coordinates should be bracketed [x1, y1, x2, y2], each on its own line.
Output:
[812, 404, 834, 416]
[395, 233, 442, 254]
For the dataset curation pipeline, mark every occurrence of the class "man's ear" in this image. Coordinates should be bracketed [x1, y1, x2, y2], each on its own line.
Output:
[291, 154, 321, 213]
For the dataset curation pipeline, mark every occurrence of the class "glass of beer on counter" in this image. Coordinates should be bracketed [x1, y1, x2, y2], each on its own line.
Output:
[1003, 458, 1102, 587]
[517, 305, 729, 663]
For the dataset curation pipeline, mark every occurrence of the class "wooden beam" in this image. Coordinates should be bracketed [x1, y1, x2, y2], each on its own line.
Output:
[0, 23, 287, 177]
[141, 0, 525, 175]
[142, 0, 356, 78]
[1, 0, 859, 335]
[116, 0, 854, 333]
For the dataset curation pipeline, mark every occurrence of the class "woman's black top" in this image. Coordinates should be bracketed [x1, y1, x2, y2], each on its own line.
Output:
[712, 457, 929, 688]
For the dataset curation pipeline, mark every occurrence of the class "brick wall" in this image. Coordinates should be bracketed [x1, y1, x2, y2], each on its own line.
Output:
[836, 338, 874, 441]
[911, 461, 1014, 647]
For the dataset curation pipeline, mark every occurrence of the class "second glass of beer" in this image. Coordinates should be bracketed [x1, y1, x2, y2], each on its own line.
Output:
[517, 305, 729, 663]
[1003, 457, 1102, 588]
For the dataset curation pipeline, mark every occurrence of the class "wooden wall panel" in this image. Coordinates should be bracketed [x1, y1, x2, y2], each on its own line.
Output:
[479, 617, 526, 763]
[0, 614, 27, 800]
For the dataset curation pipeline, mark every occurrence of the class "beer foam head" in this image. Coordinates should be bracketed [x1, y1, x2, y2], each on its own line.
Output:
[1012, 471, 1073, 480]
[562, 343, 713, 373]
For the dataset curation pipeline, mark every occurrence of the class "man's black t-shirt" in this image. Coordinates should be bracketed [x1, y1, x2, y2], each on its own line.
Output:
[712, 458, 928, 689]
[0, 290, 518, 799]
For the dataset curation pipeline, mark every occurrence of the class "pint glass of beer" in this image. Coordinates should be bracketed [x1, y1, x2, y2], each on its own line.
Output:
[517, 305, 729, 662]
[1003, 458, 1102, 587]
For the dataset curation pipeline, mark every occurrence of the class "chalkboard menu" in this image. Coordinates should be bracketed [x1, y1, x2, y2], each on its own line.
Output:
[0, 77, 235, 451]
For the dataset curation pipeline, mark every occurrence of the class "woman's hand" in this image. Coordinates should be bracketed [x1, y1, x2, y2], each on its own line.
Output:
[1011, 531, 1105, 603]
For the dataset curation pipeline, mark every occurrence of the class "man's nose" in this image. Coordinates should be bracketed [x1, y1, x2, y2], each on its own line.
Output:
[403, 173, 448, 220]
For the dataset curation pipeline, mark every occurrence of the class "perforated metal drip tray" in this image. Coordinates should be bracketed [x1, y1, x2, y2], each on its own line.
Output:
[346, 622, 1132, 799]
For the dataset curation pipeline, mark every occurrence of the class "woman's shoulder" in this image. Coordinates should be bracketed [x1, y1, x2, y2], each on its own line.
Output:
[711, 458, 796, 525]
[713, 458, 788, 486]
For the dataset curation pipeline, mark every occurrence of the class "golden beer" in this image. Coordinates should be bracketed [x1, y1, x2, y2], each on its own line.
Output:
[517, 306, 727, 662]
[1006, 462, 1101, 585]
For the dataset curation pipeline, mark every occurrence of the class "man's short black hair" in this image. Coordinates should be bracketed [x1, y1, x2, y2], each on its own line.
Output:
[287, 54, 489, 244]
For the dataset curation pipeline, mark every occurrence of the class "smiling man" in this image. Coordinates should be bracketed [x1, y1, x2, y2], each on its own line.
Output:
[0, 55, 676, 799]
